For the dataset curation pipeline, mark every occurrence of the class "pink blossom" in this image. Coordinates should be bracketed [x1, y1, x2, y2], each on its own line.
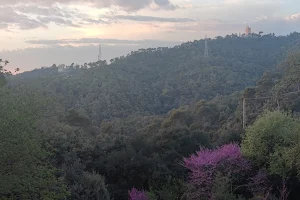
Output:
[129, 188, 148, 200]
[183, 143, 251, 199]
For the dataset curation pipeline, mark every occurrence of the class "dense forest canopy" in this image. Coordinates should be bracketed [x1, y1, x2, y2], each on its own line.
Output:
[2, 32, 300, 200]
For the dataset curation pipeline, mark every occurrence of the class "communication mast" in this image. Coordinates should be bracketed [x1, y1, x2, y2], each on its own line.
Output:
[204, 36, 209, 57]
[98, 44, 102, 61]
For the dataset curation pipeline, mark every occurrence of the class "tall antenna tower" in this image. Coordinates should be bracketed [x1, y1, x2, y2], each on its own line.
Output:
[98, 44, 102, 61]
[204, 36, 209, 57]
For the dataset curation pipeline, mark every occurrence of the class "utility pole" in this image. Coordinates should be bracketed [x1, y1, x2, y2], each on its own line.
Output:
[277, 99, 280, 110]
[242, 97, 271, 129]
[242, 90, 300, 129]
[98, 44, 102, 61]
[243, 98, 247, 129]
[204, 36, 209, 58]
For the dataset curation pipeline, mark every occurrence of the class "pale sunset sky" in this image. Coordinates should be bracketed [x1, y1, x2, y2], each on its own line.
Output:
[1, 0, 300, 71]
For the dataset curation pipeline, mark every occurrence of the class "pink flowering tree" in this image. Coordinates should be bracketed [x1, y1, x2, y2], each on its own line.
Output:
[183, 143, 251, 200]
[129, 188, 148, 200]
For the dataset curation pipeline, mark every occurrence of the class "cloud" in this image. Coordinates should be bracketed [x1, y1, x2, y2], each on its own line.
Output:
[176, 0, 283, 23]
[171, 19, 242, 33]
[250, 14, 300, 35]
[81, 18, 111, 25]
[0, 3, 189, 31]
[285, 13, 300, 21]
[0, 23, 8, 29]
[109, 15, 195, 22]
[0, 5, 111, 30]
[167, 13, 300, 37]
[25, 38, 180, 46]
[14, 5, 73, 17]
[0, 0, 176, 11]
[0, 7, 47, 30]
[37, 16, 79, 27]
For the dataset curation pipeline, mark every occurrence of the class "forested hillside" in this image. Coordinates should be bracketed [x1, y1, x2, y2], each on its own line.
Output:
[2, 33, 300, 200]
[10, 32, 300, 122]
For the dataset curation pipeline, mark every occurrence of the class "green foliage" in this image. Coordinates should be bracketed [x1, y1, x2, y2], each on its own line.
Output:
[240, 52, 300, 124]
[64, 109, 91, 127]
[241, 111, 300, 178]
[70, 171, 110, 200]
[146, 191, 158, 200]
[5, 34, 300, 199]
[0, 59, 19, 87]
[11, 34, 299, 122]
[211, 174, 245, 200]
[0, 59, 9, 86]
[40, 116, 102, 199]
[0, 88, 68, 199]
[148, 178, 185, 200]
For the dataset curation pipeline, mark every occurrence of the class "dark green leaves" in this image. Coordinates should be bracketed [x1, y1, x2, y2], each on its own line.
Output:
[0, 88, 69, 199]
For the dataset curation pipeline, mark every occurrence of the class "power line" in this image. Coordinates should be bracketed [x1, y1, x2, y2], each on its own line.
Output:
[242, 97, 271, 129]
[242, 90, 300, 129]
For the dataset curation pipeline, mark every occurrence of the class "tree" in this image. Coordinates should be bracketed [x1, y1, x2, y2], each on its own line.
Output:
[0, 88, 68, 199]
[64, 109, 91, 127]
[0, 59, 9, 86]
[211, 173, 243, 200]
[0, 59, 9, 70]
[0, 59, 20, 86]
[6, 34, 300, 200]
[183, 144, 251, 200]
[70, 171, 110, 200]
[241, 111, 300, 178]
[129, 188, 148, 200]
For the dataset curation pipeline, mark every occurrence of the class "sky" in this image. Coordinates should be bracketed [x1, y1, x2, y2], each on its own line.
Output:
[1, 0, 300, 71]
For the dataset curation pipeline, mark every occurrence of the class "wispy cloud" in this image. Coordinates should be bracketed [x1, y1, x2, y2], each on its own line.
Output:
[109, 15, 195, 23]
[167, 13, 300, 36]
[25, 38, 180, 46]
[285, 13, 300, 21]
[0, 0, 177, 11]
[0, 5, 110, 30]
[0, 2, 194, 31]
[0, 7, 47, 30]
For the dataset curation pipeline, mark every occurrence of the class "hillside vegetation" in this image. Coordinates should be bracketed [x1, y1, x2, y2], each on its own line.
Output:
[10, 33, 300, 121]
[2, 33, 300, 200]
